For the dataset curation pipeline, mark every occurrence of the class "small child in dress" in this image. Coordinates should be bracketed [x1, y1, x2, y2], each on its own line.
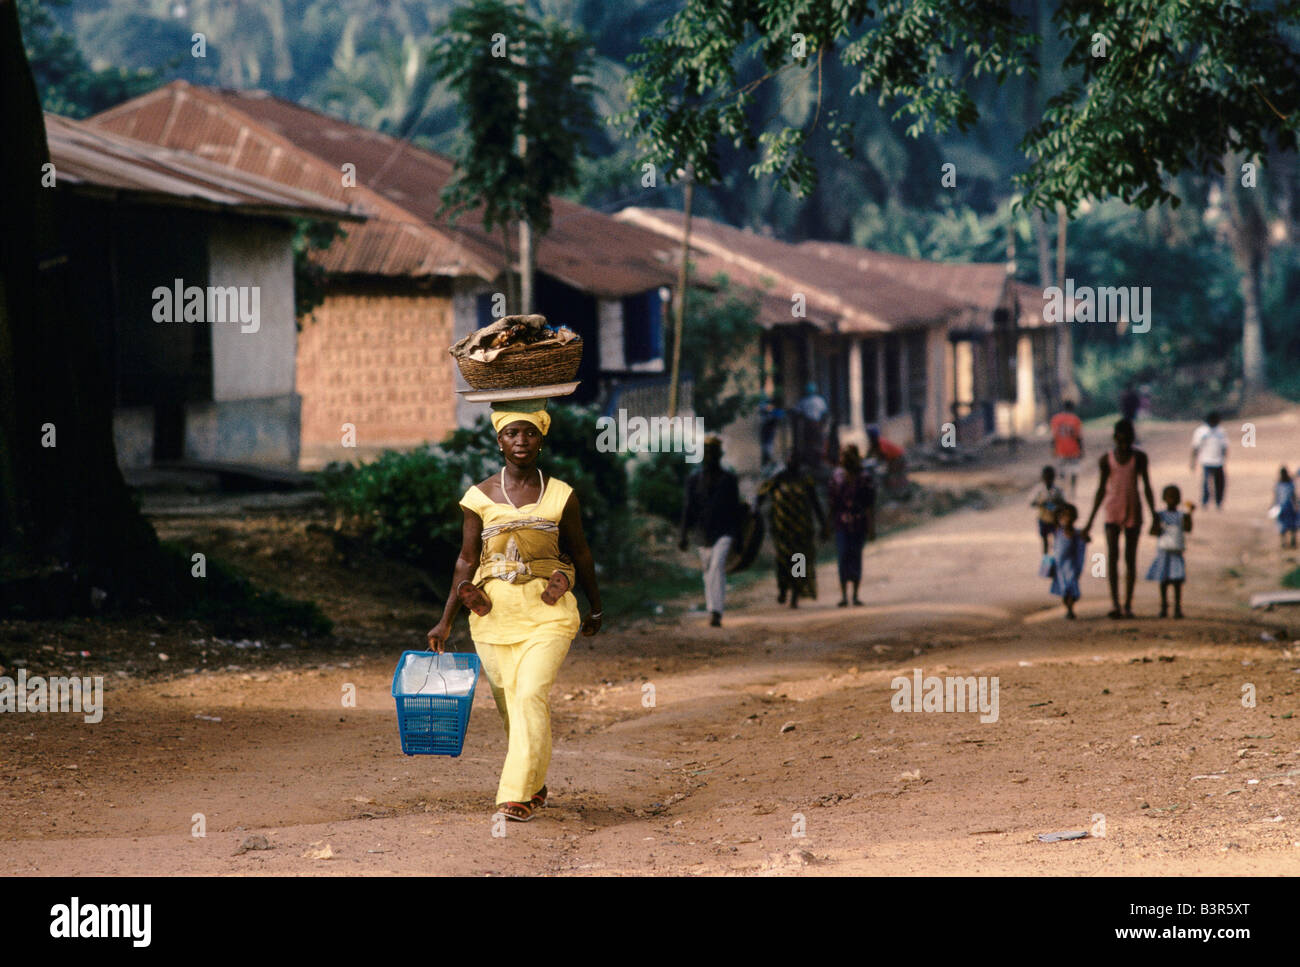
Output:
[1146, 484, 1193, 618]
[1274, 467, 1298, 549]
[1048, 503, 1087, 619]
[1031, 465, 1067, 555]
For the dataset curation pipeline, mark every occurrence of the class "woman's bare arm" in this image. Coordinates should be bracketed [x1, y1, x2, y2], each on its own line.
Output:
[427, 508, 482, 650]
[1083, 455, 1109, 535]
[1138, 451, 1158, 518]
[559, 493, 603, 635]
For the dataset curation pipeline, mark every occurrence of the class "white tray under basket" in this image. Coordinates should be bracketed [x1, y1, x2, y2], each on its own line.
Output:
[457, 381, 579, 404]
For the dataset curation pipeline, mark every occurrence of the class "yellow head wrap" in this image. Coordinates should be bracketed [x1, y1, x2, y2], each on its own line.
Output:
[490, 409, 550, 436]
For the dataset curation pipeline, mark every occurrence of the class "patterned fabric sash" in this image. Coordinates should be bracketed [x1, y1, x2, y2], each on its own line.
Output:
[476, 516, 574, 587]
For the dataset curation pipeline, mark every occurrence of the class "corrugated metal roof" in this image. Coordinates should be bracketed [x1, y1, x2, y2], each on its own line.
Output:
[89, 83, 475, 278]
[798, 240, 1010, 316]
[617, 208, 988, 333]
[46, 113, 360, 222]
[90, 81, 677, 296]
[1012, 280, 1053, 328]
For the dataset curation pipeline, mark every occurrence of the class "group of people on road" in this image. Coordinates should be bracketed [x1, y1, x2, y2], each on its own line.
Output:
[1037, 405, 1298, 620]
[419, 397, 1299, 824]
[680, 424, 900, 625]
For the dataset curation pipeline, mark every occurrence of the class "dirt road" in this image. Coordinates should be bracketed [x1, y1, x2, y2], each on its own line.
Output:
[2, 413, 1298, 875]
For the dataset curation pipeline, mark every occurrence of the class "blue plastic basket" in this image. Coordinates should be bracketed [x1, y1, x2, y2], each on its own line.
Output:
[391, 650, 481, 756]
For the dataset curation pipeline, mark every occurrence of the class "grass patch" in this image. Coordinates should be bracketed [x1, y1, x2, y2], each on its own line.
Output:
[158, 542, 333, 637]
[1283, 566, 1300, 589]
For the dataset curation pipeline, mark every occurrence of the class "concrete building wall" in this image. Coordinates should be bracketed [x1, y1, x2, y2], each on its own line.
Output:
[926, 325, 949, 439]
[192, 221, 303, 468]
[297, 282, 457, 468]
[185, 395, 301, 468]
[598, 299, 624, 372]
[207, 221, 297, 401]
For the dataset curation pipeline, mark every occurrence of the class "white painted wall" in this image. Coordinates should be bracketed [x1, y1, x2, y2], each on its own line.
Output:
[598, 299, 624, 371]
[207, 220, 296, 402]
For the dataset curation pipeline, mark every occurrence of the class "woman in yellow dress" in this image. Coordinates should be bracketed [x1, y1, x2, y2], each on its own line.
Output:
[426, 408, 602, 822]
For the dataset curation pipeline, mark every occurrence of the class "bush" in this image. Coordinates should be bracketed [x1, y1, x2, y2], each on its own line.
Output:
[318, 448, 468, 572]
[152, 542, 332, 636]
[629, 449, 691, 522]
[1075, 342, 1235, 420]
[317, 406, 631, 575]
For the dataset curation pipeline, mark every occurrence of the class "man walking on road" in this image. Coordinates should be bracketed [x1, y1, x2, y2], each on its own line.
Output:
[681, 435, 742, 627]
[1190, 411, 1229, 509]
[1050, 400, 1085, 497]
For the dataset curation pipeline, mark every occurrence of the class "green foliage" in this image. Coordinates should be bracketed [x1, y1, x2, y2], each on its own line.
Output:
[317, 406, 630, 574]
[1023, 2, 1300, 212]
[155, 542, 332, 636]
[851, 197, 1022, 262]
[317, 447, 469, 572]
[1064, 200, 1241, 358]
[1074, 343, 1234, 420]
[629, 450, 691, 522]
[292, 218, 346, 325]
[18, 0, 159, 117]
[618, 1, 1035, 197]
[1283, 566, 1300, 590]
[430, 0, 598, 237]
[681, 274, 763, 430]
[620, 0, 1300, 215]
[1263, 246, 1300, 401]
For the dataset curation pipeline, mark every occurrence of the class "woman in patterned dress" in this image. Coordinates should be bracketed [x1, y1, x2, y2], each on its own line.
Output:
[758, 451, 827, 608]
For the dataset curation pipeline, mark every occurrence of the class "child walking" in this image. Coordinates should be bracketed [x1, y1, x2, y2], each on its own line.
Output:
[1274, 467, 1298, 549]
[1047, 503, 1088, 619]
[1031, 465, 1067, 556]
[1146, 485, 1193, 618]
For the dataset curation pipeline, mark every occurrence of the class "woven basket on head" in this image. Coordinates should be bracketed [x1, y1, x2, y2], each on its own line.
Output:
[450, 315, 583, 390]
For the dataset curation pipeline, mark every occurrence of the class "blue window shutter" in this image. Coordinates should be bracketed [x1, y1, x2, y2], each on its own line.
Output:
[622, 289, 663, 366]
[475, 293, 495, 328]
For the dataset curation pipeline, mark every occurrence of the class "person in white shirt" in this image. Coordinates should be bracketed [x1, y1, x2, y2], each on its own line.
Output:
[1189, 411, 1228, 508]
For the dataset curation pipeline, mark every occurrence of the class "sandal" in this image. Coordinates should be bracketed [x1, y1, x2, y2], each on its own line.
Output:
[1107, 608, 1123, 619]
[457, 580, 492, 616]
[497, 801, 533, 822]
[530, 785, 548, 810]
[540, 570, 570, 606]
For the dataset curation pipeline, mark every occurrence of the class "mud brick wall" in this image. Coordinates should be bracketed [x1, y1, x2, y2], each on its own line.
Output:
[296, 285, 456, 468]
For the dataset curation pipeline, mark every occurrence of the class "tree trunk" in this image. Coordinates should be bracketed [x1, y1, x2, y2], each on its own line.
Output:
[1222, 150, 1270, 400]
[1054, 205, 1078, 403]
[519, 218, 534, 314]
[1240, 253, 1266, 396]
[1034, 211, 1052, 291]
[1, 0, 163, 614]
[500, 220, 518, 314]
[668, 167, 694, 418]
